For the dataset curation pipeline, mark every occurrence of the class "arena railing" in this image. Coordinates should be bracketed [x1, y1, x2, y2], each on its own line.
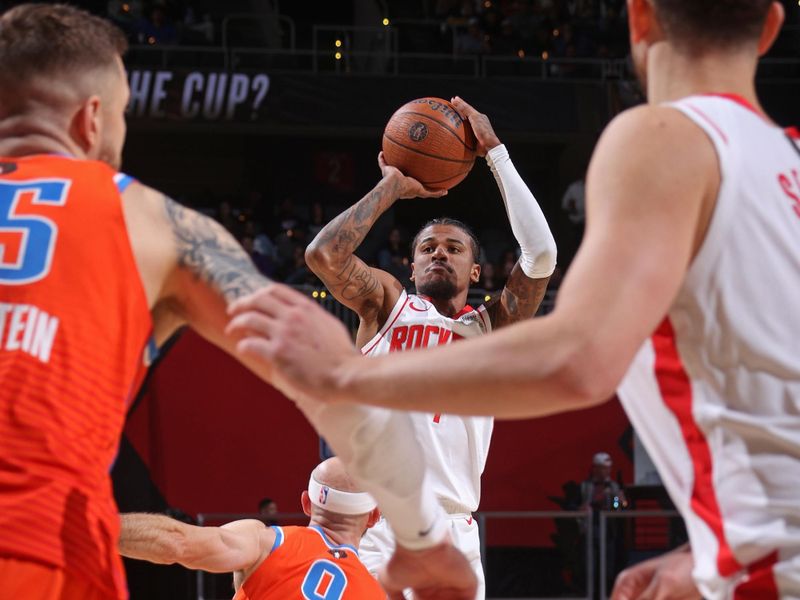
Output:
[192, 508, 686, 599]
[194, 510, 596, 600]
[125, 43, 800, 80]
[221, 13, 297, 52]
[597, 509, 683, 600]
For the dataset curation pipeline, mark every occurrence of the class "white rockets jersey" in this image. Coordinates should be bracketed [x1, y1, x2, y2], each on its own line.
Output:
[362, 290, 494, 513]
[618, 95, 800, 600]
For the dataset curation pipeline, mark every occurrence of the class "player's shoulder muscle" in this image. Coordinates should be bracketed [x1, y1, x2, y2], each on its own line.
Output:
[588, 104, 719, 216]
[120, 182, 176, 309]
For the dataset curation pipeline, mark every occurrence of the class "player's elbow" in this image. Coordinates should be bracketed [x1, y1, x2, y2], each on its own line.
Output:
[304, 242, 328, 272]
[522, 238, 557, 279]
[533, 241, 557, 277]
[552, 347, 622, 408]
[305, 240, 339, 274]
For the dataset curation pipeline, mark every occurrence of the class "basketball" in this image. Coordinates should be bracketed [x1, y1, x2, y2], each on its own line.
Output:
[382, 97, 477, 191]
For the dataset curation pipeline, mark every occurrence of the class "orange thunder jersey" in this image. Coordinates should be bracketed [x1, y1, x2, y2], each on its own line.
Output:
[0, 155, 152, 598]
[234, 526, 386, 600]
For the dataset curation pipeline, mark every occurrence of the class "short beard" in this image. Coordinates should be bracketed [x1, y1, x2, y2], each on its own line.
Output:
[417, 277, 457, 300]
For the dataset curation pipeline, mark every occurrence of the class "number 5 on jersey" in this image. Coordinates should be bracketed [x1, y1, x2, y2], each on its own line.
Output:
[0, 179, 69, 285]
[301, 560, 348, 600]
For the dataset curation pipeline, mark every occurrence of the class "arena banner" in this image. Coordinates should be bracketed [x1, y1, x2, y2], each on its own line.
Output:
[125, 68, 610, 133]
[127, 69, 271, 121]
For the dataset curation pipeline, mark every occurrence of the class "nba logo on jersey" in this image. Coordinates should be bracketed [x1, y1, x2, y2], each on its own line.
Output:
[319, 486, 329, 505]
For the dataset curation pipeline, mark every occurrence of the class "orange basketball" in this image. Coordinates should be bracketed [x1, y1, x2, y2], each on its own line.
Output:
[382, 97, 477, 190]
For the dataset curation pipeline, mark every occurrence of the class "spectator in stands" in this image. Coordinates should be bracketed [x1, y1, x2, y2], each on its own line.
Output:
[454, 17, 489, 54]
[216, 200, 240, 236]
[478, 261, 501, 292]
[580, 452, 627, 598]
[580, 452, 626, 514]
[434, 0, 460, 19]
[499, 248, 518, 279]
[243, 220, 276, 263]
[272, 195, 300, 236]
[284, 245, 318, 286]
[258, 497, 279, 526]
[307, 200, 326, 240]
[135, 4, 177, 45]
[107, 0, 142, 35]
[181, 4, 215, 44]
[561, 176, 585, 227]
[377, 227, 411, 286]
[561, 175, 585, 263]
[490, 17, 522, 55]
[241, 234, 275, 277]
[480, 6, 503, 39]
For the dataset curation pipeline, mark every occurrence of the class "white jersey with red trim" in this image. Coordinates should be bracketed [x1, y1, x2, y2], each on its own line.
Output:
[361, 289, 494, 513]
[618, 95, 800, 600]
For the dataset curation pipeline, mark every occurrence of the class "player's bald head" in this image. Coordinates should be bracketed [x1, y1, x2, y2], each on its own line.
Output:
[311, 457, 361, 494]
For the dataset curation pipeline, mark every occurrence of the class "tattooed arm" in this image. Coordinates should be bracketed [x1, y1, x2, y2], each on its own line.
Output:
[447, 96, 555, 329]
[305, 153, 445, 340]
[485, 265, 550, 328]
[121, 182, 270, 354]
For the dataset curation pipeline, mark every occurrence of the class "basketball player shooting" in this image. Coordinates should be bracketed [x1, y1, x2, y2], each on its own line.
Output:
[303, 96, 556, 599]
[0, 5, 475, 599]
[119, 458, 386, 599]
[229, 1, 800, 598]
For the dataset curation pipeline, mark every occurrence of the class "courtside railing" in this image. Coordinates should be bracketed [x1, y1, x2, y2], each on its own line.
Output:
[195, 510, 595, 600]
[196, 510, 680, 600]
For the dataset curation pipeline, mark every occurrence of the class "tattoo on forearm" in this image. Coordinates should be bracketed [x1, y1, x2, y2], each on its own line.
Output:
[309, 180, 398, 301]
[165, 197, 270, 301]
[335, 255, 381, 300]
[489, 261, 550, 328]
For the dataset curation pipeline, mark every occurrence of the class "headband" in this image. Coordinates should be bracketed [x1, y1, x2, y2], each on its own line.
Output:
[308, 475, 377, 516]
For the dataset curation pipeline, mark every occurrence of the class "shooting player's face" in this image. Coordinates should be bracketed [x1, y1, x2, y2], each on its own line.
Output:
[411, 225, 480, 300]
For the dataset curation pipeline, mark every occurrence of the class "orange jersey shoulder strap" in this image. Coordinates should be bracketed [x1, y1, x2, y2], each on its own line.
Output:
[234, 526, 384, 599]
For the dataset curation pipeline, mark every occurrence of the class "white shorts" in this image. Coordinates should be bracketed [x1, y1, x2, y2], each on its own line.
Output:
[359, 513, 485, 600]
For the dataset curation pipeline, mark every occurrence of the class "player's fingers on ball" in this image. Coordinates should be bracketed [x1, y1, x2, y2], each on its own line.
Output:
[451, 95, 471, 111]
[378, 151, 387, 167]
[421, 186, 447, 197]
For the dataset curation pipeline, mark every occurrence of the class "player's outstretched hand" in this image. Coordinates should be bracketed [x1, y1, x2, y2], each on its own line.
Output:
[378, 151, 448, 199]
[380, 540, 477, 600]
[226, 284, 358, 402]
[451, 96, 501, 157]
[611, 547, 700, 600]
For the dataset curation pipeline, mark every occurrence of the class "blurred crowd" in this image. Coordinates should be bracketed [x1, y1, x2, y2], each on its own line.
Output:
[427, 0, 629, 59]
[2, 0, 794, 60]
[198, 192, 567, 296]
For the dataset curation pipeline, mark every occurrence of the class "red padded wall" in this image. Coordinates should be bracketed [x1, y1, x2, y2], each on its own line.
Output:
[126, 331, 632, 544]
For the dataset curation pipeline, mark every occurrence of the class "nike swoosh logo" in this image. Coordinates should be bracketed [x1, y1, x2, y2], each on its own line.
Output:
[418, 523, 434, 537]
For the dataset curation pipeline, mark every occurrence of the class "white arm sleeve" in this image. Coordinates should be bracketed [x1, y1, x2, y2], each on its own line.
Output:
[293, 397, 446, 550]
[486, 144, 557, 278]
